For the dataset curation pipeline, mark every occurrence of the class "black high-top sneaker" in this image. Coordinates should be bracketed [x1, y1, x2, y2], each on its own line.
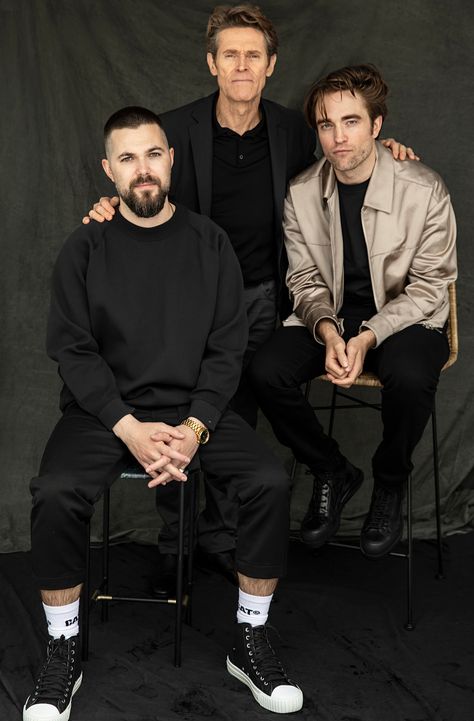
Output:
[23, 634, 82, 721]
[227, 623, 303, 713]
[360, 484, 404, 558]
[301, 460, 363, 548]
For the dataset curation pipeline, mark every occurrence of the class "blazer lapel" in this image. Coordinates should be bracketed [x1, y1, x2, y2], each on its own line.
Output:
[263, 99, 287, 233]
[189, 94, 215, 216]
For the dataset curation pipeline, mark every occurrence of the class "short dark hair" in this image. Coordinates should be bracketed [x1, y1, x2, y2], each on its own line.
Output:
[206, 4, 278, 58]
[304, 64, 389, 129]
[104, 106, 166, 151]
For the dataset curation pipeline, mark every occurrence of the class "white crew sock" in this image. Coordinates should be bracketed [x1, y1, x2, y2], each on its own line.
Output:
[237, 589, 273, 627]
[43, 599, 80, 639]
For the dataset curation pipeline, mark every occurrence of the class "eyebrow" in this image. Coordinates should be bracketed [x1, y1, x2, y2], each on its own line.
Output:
[117, 145, 165, 158]
[316, 114, 363, 125]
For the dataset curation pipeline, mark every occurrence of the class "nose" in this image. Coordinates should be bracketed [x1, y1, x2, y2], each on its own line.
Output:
[237, 51, 248, 71]
[334, 124, 347, 144]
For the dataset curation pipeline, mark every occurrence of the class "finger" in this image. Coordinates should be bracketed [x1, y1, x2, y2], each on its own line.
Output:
[145, 454, 172, 474]
[92, 203, 114, 221]
[82, 216, 91, 225]
[88, 209, 106, 223]
[151, 464, 187, 486]
[99, 196, 118, 215]
[146, 447, 190, 469]
[150, 428, 185, 441]
[406, 146, 420, 161]
[111, 196, 120, 207]
[147, 472, 172, 488]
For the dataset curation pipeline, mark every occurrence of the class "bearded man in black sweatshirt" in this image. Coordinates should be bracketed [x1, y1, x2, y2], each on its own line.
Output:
[24, 107, 303, 721]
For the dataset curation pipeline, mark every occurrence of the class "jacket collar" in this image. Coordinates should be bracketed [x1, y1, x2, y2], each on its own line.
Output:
[321, 140, 395, 213]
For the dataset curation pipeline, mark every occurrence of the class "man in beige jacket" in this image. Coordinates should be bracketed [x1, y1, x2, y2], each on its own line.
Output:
[250, 64, 457, 559]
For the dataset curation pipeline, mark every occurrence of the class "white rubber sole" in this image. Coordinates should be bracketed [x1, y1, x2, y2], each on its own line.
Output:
[23, 672, 83, 721]
[227, 657, 303, 714]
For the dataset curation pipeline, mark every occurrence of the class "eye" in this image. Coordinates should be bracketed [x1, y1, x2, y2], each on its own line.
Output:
[120, 156, 132, 162]
[345, 119, 358, 126]
[319, 122, 332, 131]
[149, 151, 162, 158]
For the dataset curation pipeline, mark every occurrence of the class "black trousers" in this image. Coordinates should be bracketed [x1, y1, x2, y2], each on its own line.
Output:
[157, 279, 278, 554]
[248, 322, 450, 487]
[30, 403, 290, 591]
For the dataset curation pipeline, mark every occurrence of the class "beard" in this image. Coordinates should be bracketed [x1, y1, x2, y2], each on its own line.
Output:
[119, 174, 170, 218]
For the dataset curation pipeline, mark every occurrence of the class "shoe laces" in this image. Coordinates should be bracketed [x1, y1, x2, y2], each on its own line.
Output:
[367, 487, 396, 530]
[247, 625, 292, 686]
[311, 472, 338, 518]
[31, 636, 76, 704]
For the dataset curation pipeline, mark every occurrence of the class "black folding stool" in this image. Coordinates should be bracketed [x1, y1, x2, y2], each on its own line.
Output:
[82, 467, 197, 666]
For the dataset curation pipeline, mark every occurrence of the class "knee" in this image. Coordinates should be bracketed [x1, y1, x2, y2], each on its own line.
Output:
[30, 472, 90, 519]
[254, 459, 290, 501]
[383, 363, 439, 398]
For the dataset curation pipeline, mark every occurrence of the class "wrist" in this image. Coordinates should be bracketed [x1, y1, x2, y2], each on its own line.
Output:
[181, 417, 210, 445]
[112, 413, 138, 440]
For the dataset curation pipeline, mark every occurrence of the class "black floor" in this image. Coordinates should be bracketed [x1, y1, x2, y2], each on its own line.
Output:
[1, 533, 473, 721]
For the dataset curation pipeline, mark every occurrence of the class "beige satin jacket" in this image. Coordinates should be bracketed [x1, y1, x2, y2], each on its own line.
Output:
[282, 141, 457, 347]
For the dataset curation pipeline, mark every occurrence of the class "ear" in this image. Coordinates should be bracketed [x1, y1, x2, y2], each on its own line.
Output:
[102, 158, 114, 183]
[207, 52, 218, 77]
[372, 115, 383, 138]
[266, 54, 277, 78]
[169, 147, 174, 168]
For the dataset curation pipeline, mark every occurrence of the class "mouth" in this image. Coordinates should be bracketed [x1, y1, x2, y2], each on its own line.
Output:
[133, 182, 158, 190]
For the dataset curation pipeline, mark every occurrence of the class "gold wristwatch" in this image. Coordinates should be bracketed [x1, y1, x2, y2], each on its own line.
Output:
[181, 417, 210, 445]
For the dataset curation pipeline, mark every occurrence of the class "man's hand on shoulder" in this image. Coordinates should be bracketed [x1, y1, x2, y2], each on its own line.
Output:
[82, 196, 119, 224]
[380, 138, 420, 161]
[112, 414, 190, 484]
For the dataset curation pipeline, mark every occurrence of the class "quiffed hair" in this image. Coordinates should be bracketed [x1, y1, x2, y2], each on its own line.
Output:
[304, 64, 389, 129]
[206, 4, 278, 58]
[104, 106, 165, 147]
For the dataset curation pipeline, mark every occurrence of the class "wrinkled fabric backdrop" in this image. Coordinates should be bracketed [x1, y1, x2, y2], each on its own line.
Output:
[1, 0, 473, 552]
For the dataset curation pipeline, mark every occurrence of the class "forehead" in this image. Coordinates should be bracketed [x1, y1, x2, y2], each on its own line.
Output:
[215, 26, 267, 53]
[316, 90, 369, 120]
[107, 123, 167, 155]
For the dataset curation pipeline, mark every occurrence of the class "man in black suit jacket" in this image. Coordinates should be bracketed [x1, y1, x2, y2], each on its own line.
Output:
[84, 4, 414, 590]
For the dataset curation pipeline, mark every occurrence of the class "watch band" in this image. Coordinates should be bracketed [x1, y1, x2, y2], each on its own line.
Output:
[181, 417, 210, 444]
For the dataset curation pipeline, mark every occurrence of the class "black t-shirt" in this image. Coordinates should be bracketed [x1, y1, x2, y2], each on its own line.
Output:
[211, 109, 275, 286]
[337, 178, 377, 321]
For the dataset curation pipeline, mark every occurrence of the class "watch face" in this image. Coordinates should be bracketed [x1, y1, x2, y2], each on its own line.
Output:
[199, 428, 210, 444]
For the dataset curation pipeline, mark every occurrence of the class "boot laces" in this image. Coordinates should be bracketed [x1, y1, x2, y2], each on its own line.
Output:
[311, 472, 339, 518]
[32, 636, 75, 704]
[368, 487, 395, 530]
[248, 625, 291, 686]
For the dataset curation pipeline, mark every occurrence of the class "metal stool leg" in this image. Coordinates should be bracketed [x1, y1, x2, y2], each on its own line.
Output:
[101, 488, 110, 623]
[405, 474, 414, 630]
[185, 472, 197, 626]
[174, 480, 186, 667]
[328, 385, 337, 439]
[81, 522, 91, 661]
[431, 402, 445, 579]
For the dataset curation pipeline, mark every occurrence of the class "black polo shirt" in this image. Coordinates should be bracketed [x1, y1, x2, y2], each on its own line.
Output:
[210, 108, 275, 286]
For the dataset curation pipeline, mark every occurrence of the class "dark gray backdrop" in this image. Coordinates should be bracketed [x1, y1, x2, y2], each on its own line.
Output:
[1, 0, 473, 552]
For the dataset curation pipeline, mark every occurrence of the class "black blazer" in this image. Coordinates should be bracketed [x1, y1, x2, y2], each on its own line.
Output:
[161, 92, 316, 314]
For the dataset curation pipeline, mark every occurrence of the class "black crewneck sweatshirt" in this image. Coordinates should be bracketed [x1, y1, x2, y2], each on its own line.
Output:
[47, 205, 248, 430]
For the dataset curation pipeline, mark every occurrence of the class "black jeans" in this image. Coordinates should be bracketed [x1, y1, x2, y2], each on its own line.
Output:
[248, 322, 450, 487]
[30, 404, 290, 590]
[157, 279, 278, 554]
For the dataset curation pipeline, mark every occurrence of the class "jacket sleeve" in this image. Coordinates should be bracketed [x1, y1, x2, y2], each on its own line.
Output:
[47, 231, 134, 429]
[362, 189, 457, 346]
[284, 192, 342, 342]
[188, 234, 248, 430]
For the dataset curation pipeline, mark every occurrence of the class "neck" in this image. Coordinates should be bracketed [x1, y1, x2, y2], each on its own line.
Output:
[118, 198, 175, 227]
[334, 145, 377, 185]
[216, 93, 262, 135]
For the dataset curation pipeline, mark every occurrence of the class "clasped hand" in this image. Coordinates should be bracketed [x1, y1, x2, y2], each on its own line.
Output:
[324, 331, 375, 388]
[112, 415, 198, 488]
